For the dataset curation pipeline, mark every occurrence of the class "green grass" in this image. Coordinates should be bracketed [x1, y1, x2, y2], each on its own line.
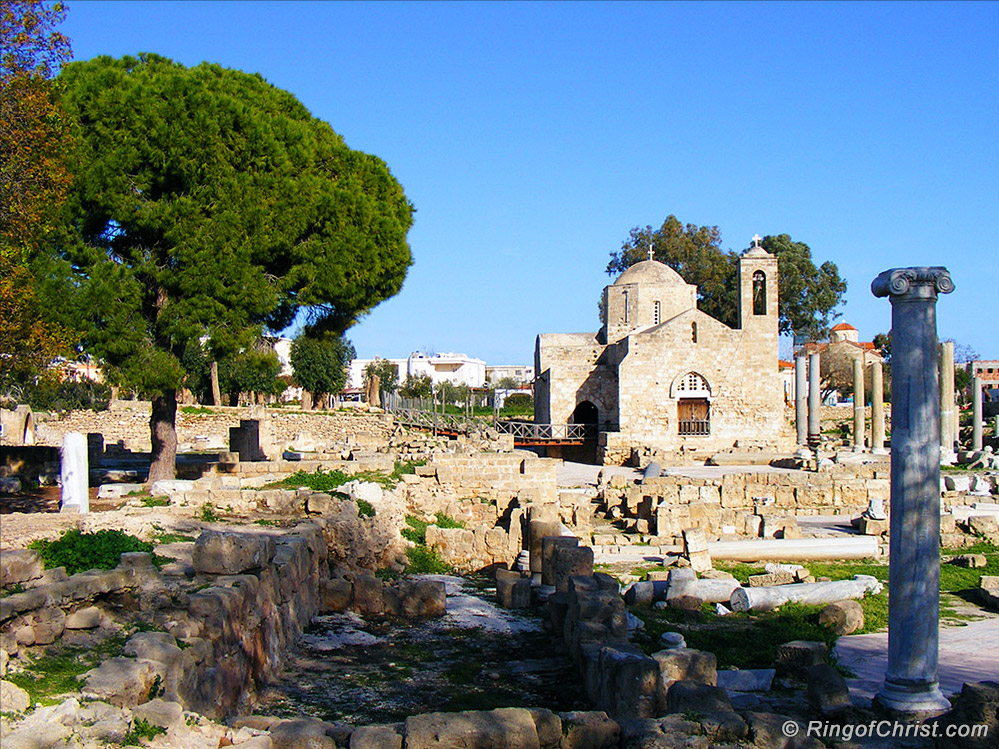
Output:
[198, 503, 221, 522]
[265, 467, 352, 492]
[253, 519, 278, 526]
[404, 545, 452, 574]
[357, 499, 375, 518]
[179, 406, 216, 416]
[27, 530, 155, 576]
[122, 717, 167, 745]
[140, 496, 170, 507]
[152, 530, 196, 544]
[1, 582, 26, 598]
[632, 601, 838, 669]
[5, 635, 127, 705]
[402, 515, 430, 544]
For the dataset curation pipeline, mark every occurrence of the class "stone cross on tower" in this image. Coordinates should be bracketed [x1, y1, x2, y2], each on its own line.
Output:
[751, 234, 762, 248]
[647, 245, 655, 261]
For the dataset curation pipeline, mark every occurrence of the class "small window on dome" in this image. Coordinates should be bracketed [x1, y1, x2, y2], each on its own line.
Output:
[654, 301, 661, 325]
[623, 291, 629, 323]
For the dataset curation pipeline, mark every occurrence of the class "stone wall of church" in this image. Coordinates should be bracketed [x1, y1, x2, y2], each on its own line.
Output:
[534, 335, 618, 428]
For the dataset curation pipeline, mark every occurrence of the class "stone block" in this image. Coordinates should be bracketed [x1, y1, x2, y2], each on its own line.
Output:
[552, 546, 594, 593]
[557, 711, 619, 749]
[806, 663, 851, 716]
[541, 536, 578, 586]
[528, 520, 561, 574]
[320, 578, 352, 612]
[948, 553, 988, 568]
[65, 606, 102, 630]
[967, 515, 999, 538]
[132, 698, 183, 731]
[268, 719, 338, 749]
[0, 679, 30, 713]
[31, 606, 66, 645]
[81, 656, 159, 707]
[349, 724, 402, 749]
[350, 572, 384, 616]
[192, 530, 276, 574]
[979, 576, 999, 611]
[497, 576, 532, 609]
[818, 600, 864, 635]
[405, 707, 540, 749]
[748, 572, 794, 587]
[716, 668, 775, 693]
[527, 707, 561, 749]
[652, 647, 717, 707]
[682, 528, 711, 572]
[664, 680, 732, 714]
[599, 647, 659, 719]
[775, 640, 827, 678]
[0, 550, 43, 587]
[858, 517, 889, 536]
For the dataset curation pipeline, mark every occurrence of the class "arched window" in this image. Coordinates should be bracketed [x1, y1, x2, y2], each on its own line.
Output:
[753, 271, 766, 316]
[691, 321, 698, 343]
[623, 291, 629, 323]
[653, 300, 661, 325]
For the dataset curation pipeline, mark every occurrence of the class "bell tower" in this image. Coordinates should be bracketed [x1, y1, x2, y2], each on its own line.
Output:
[738, 235, 778, 330]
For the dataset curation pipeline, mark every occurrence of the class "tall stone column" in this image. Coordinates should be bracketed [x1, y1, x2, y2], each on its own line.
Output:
[872, 267, 954, 716]
[808, 352, 821, 449]
[939, 341, 955, 461]
[60, 432, 89, 514]
[853, 357, 866, 451]
[871, 361, 886, 453]
[795, 354, 807, 446]
[972, 375, 983, 451]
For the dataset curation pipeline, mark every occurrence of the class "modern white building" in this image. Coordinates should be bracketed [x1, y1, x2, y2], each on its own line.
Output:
[348, 352, 487, 390]
[485, 365, 535, 385]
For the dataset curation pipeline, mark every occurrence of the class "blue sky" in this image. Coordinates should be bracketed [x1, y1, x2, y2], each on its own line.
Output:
[62, 1, 998, 364]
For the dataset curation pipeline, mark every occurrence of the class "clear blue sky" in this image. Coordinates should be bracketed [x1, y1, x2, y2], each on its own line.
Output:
[62, 1, 998, 364]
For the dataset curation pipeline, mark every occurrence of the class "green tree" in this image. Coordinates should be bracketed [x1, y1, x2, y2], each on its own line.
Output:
[608, 216, 846, 338]
[46, 54, 413, 479]
[399, 373, 433, 399]
[219, 349, 284, 405]
[290, 335, 354, 407]
[363, 358, 399, 394]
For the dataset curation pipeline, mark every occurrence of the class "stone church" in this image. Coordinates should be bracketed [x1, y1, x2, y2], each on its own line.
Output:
[534, 243, 783, 464]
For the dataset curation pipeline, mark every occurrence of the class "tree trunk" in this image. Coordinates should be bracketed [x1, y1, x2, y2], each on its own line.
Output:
[148, 389, 178, 482]
[301, 390, 312, 410]
[210, 361, 221, 406]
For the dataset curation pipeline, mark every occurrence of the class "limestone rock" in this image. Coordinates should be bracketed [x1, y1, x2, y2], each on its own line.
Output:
[552, 546, 594, 593]
[405, 707, 541, 749]
[933, 680, 999, 749]
[775, 640, 827, 679]
[806, 664, 851, 716]
[717, 668, 775, 693]
[818, 600, 864, 635]
[80, 656, 159, 707]
[664, 680, 732, 714]
[0, 679, 30, 713]
[132, 697, 183, 730]
[268, 718, 339, 749]
[0, 549, 43, 587]
[349, 724, 403, 749]
[949, 553, 988, 568]
[979, 576, 999, 611]
[497, 575, 532, 609]
[697, 710, 749, 743]
[320, 578, 353, 612]
[192, 530, 276, 574]
[527, 707, 562, 749]
[652, 647, 717, 691]
[558, 711, 620, 749]
[30, 606, 66, 645]
[65, 605, 102, 630]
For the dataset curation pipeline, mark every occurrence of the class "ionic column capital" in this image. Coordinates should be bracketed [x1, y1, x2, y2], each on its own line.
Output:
[872, 267, 955, 300]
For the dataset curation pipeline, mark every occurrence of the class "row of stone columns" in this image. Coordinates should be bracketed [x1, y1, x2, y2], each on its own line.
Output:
[794, 352, 886, 453]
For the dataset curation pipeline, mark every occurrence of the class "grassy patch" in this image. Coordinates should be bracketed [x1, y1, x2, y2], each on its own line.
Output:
[5, 635, 127, 705]
[198, 503, 221, 522]
[404, 546, 452, 575]
[433, 511, 465, 529]
[179, 406, 215, 416]
[402, 515, 430, 545]
[140, 496, 170, 507]
[152, 529, 196, 544]
[632, 601, 838, 669]
[1, 582, 26, 597]
[357, 499, 375, 518]
[265, 467, 351, 492]
[122, 717, 167, 745]
[28, 530, 155, 576]
[253, 519, 278, 526]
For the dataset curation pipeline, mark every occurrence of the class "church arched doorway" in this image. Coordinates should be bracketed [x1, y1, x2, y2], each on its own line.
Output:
[571, 400, 598, 426]
[675, 372, 711, 436]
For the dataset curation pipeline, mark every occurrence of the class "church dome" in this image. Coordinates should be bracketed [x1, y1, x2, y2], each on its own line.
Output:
[613, 260, 686, 286]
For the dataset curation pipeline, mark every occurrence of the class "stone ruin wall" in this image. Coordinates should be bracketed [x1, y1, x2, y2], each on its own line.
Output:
[23, 404, 396, 453]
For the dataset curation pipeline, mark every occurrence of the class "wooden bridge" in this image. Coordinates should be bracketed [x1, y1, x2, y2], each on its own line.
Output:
[383, 395, 596, 446]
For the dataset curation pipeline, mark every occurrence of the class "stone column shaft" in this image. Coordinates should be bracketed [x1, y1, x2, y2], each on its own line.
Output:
[871, 361, 885, 453]
[939, 341, 955, 455]
[795, 354, 808, 446]
[972, 376, 984, 451]
[60, 432, 89, 514]
[808, 352, 821, 448]
[853, 357, 865, 450]
[872, 266, 954, 716]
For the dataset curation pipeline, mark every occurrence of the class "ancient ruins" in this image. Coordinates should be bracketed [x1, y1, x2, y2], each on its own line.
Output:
[1, 268, 998, 749]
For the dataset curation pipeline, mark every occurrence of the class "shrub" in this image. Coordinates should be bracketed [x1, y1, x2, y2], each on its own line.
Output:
[404, 545, 451, 575]
[434, 512, 465, 529]
[28, 529, 154, 575]
[356, 499, 375, 518]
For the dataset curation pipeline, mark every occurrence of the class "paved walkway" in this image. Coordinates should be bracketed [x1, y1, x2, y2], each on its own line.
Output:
[833, 618, 999, 703]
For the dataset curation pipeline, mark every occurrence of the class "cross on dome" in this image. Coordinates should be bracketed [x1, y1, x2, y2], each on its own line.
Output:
[751, 234, 762, 248]
[648, 245, 655, 261]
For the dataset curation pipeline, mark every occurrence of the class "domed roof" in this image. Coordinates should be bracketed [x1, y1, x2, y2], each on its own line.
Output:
[613, 260, 686, 286]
